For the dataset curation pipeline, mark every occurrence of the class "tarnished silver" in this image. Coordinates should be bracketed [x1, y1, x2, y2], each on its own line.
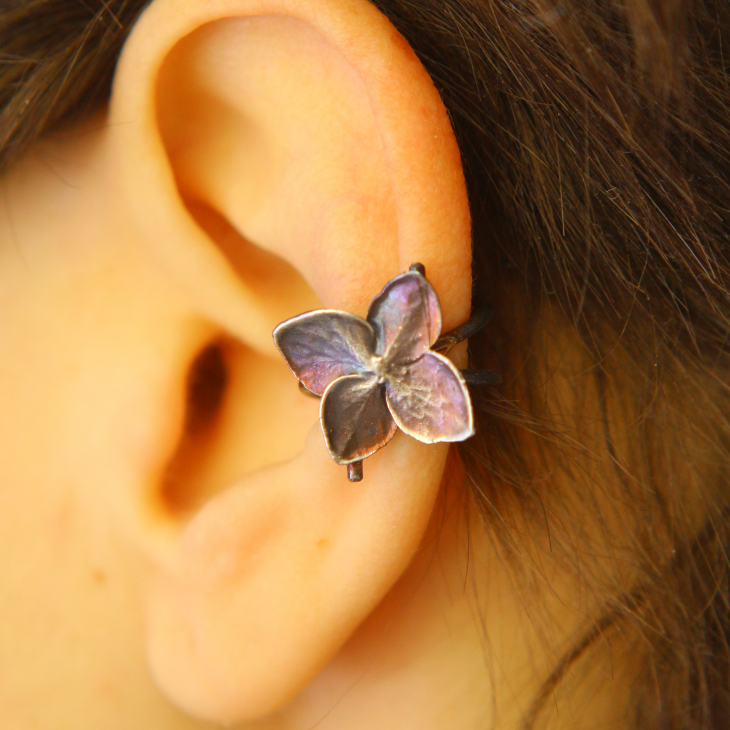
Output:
[433, 301, 493, 354]
[273, 263, 498, 481]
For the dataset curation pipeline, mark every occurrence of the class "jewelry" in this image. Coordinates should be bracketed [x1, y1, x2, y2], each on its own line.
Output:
[273, 263, 499, 481]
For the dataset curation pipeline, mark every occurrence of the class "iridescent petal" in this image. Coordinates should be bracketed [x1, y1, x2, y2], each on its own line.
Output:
[321, 373, 397, 464]
[366, 272, 441, 364]
[385, 351, 473, 443]
[274, 311, 375, 396]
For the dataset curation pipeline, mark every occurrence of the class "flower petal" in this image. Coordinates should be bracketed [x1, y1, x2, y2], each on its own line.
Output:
[366, 272, 441, 364]
[321, 373, 397, 464]
[385, 351, 473, 443]
[274, 311, 375, 395]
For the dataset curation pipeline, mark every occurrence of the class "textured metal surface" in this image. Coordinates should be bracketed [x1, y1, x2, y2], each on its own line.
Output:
[321, 373, 397, 463]
[367, 272, 441, 359]
[273, 267, 476, 469]
[385, 351, 473, 442]
[274, 310, 375, 396]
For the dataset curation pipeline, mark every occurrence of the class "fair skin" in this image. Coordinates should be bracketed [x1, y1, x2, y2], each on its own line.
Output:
[0, 0, 631, 727]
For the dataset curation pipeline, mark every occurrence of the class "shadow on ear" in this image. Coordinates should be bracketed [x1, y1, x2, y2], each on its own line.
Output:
[105, 0, 473, 722]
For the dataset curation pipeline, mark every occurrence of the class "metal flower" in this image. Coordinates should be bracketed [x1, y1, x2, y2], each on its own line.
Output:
[273, 266, 474, 478]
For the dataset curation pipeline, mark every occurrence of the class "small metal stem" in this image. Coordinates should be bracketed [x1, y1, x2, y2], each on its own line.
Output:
[461, 369, 502, 386]
[347, 461, 364, 482]
[433, 301, 494, 354]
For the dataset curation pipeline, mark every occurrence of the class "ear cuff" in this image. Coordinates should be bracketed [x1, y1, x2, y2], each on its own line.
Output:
[273, 263, 499, 481]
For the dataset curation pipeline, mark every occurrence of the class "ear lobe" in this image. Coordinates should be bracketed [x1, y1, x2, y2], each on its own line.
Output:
[105, 0, 473, 723]
[149, 427, 449, 723]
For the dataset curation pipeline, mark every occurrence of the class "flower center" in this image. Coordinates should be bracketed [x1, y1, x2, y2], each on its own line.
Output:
[371, 355, 388, 385]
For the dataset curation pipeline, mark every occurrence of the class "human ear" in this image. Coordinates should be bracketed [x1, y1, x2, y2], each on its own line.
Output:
[105, 0, 472, 722]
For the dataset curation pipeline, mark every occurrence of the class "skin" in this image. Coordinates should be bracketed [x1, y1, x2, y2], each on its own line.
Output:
[0, 0, 637, 727]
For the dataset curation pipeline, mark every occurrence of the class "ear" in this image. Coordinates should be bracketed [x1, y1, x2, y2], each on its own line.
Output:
[106, 0, 472, 722]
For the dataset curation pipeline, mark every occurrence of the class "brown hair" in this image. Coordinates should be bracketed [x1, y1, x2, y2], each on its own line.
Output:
[2, 0, 730, 727]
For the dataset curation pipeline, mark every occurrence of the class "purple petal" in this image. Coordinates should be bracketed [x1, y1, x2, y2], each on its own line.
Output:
[366, 272, 441, 364]
[385, 352, 473, 443]
[321, 373, 397, 464]
[274, 311, 375, 396]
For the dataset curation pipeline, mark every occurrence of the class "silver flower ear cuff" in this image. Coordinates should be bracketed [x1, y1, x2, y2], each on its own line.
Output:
[273, 263, 500, 482]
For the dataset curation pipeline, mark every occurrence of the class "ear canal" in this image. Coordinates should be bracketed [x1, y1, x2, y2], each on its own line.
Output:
[160, 328, 321, 518]
[161, 337, 230, 516]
